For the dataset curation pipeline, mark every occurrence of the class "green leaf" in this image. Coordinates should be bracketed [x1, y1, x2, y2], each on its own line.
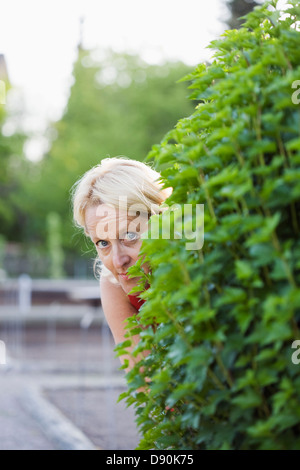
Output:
[235, 259, 254, 280]
[232, 389, 262, 409]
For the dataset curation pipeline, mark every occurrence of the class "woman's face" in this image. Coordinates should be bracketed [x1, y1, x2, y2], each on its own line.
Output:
[85, 204, 149, 294]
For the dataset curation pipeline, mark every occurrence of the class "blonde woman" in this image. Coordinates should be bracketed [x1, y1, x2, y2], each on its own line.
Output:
[72, 157, 170, 367]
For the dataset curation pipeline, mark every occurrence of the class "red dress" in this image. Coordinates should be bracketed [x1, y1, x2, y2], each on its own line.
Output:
[128, 282, 149, 311]
[128, 294, 146, 311]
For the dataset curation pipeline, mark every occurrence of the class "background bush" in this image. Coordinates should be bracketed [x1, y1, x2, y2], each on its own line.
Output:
[119, 0, 300, 450]
[0, 49, 195, 278]
[14, 50, 195, 257]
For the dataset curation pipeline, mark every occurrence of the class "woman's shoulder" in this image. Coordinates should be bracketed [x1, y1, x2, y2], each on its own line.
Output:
[100, 275, 128, 300]
[99, 277, 137, 344]
[100, 275, 148, 313]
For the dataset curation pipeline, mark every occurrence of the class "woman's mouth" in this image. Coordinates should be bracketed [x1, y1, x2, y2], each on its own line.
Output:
[119, 272, 130, 281]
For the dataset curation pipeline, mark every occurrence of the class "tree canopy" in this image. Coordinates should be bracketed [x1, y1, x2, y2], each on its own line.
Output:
[17, 48, 196, 259]
[225, 0, 260, 29]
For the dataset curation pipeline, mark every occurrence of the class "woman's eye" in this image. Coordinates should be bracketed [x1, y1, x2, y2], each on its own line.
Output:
[124, 232, 138, 241]
[96, 240, 109, 248]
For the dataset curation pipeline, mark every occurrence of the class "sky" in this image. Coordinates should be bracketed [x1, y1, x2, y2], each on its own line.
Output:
[0, 0, 284, 160]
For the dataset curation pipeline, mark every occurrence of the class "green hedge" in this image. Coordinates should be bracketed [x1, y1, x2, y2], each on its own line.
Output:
[117, 0, 300, 450]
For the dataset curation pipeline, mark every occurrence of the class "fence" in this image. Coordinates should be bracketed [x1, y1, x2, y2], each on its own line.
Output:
[2, 250, 95, 280]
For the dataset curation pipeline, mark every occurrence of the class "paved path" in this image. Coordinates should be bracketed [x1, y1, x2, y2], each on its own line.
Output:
[0, 371, 56, 450]
[0, 322, 140, 450]
[0, 369, 136, 450]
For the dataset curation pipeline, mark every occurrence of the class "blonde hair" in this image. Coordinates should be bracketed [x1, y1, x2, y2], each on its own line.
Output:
[72, 156, 170, 281]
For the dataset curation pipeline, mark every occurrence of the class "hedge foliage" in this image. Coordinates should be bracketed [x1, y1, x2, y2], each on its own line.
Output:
[117, 0, 300, 449]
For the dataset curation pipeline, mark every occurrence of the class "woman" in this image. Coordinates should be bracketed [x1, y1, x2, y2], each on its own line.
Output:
[72, 157, 170, 368]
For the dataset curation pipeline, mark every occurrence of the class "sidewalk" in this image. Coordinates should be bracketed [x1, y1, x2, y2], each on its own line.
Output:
[0, 318, 141, 450]
[0, 371, 56, 450]
[0, 369, 137, 450]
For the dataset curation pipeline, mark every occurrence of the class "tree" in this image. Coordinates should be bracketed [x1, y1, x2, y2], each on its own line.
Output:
[24, 48, 196, 257]
[0, 56, 26, 243]
[225, 0, 260, 29]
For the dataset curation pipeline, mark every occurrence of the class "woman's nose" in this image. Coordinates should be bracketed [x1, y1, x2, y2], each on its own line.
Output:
[112, 245, 130, 270]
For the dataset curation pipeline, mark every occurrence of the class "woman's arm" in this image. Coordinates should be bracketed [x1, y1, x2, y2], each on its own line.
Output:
[100, 275, 142, 369]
